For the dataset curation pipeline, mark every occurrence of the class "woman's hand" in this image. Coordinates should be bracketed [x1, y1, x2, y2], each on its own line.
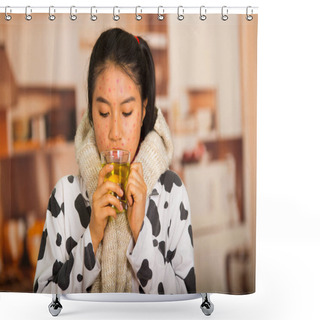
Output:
[89, 164, 124, 254]
[126, 163, 147, 244]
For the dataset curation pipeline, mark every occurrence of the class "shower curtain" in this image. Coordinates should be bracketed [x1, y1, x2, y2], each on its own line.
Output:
[0, 9, 257, 295]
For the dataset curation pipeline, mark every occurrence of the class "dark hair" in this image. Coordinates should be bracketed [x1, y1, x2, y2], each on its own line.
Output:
[87, 28, 157, 143]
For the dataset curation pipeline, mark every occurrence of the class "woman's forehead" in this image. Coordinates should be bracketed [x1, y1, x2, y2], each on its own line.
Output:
[95, 64, 142, 98]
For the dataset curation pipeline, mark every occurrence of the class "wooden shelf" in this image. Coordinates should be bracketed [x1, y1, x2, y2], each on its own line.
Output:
[0, 140, 74, 159]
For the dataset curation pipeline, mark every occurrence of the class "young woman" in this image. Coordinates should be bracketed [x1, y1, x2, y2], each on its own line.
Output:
[34, 28, 196, 294]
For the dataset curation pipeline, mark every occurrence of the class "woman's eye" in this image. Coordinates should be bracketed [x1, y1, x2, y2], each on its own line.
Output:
[99, 112, 110, 118]
[123, 111, 133, 117]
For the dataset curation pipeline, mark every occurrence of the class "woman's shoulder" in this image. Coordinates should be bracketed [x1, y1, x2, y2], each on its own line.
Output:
[151, 170, 188, 202]
[47, 175, 91, 226]
[158, 170, 184, 194]
[151, 170, 190, 227]
[53, 175, 89, 203]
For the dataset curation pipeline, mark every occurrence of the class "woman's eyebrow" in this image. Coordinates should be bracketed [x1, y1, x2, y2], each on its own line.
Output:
[96, 96, 111, 105]
[96, 96, 135, 105]
[120, 96, 135, 105]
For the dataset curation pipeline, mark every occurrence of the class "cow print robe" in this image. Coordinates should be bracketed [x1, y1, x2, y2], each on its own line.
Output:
[33, 170, 196, 294]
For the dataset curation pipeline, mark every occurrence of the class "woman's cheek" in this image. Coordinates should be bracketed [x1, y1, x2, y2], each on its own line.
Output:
[95, 122, 110, 151]
[124, 117, 140, 155]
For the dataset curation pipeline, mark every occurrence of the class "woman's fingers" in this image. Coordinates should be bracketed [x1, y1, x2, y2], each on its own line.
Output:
[100, 205, 118, 220]
[130, 162, 143, 177]
[126, 181, 146, 206]
[126, 163, 147, 206]
[94, 179, 123, 201]
[96, 192, 123, 213]
[97, 164, 114, 187]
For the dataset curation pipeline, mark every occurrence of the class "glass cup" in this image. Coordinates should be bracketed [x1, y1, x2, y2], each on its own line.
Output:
[100, 149, 130, 213]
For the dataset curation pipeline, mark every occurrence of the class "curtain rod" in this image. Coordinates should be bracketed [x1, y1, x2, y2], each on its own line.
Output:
[0, 6, 258, 15]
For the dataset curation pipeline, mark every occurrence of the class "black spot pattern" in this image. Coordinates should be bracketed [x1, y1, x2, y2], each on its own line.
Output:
[151, 188, 159, 196]
[137, 259, 153, 287]
[164, 201, 168, 209]
[57, 253, 74, 291]
[139, 285, 145, 294]
[158, 241, 166, 264]
[159, 171, 182, 193]
[37, 229, 48, 260]
[166, 249, 176, 264]
[158, 282, 164, 294]
[77, 274, 83, 282]
[153, 239, 158, 247]
[48, 188, 61, 218]
[61, 202, 65, 214]
[52, 260, 63, 283]
[180, 202, 188, 220]
[67, 175, 74, 183]
[56, 233, 62, 247]
[146, 199, 161, 237]
[86, 285, 92, 293]
[167, 219, 172, 237]
[33, 278, 39, 293]
[84, 243, 95, 271]
[184, 267, 196, 293]
[188, 225, 194, 247]
[66, 236, 77, 255]
[75, 194, 91, 228]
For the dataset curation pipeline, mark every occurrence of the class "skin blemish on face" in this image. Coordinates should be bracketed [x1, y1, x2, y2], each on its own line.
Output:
[108, 88, 111, 93]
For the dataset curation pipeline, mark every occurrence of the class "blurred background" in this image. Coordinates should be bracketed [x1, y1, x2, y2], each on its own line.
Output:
[0, 13, 257, 293]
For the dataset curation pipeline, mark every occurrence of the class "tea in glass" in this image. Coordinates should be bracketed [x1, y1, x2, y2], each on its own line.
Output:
[101, 150, 130, 212]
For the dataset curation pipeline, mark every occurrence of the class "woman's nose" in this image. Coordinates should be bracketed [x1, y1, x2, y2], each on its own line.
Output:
[109, 117, 121, 141]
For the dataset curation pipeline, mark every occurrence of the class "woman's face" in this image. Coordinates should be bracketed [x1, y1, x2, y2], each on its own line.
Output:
[92, 64, 147, 162]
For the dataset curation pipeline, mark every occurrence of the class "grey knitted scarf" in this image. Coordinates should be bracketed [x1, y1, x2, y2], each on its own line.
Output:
[74, 108, 173, 292]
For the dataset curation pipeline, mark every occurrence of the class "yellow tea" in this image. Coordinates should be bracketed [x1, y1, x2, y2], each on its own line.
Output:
[102, 162, 130, 212]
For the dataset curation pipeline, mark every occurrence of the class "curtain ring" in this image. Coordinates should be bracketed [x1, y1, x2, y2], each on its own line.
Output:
[70, 6, 77, 21]
[49, 6, 56, 21]
[200, 6, 207, 21]
[90, 6, 97, 21]
[246, 6, 253, 21]
[25, 6, 32, 21]
[221, 6, 228, 21]
[113, 6, 120, 21]
[158, 6, 164, 21]
[5, 6, 12, 21]
[135, 6, 142, 21]
[177, 6, 184, 21]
